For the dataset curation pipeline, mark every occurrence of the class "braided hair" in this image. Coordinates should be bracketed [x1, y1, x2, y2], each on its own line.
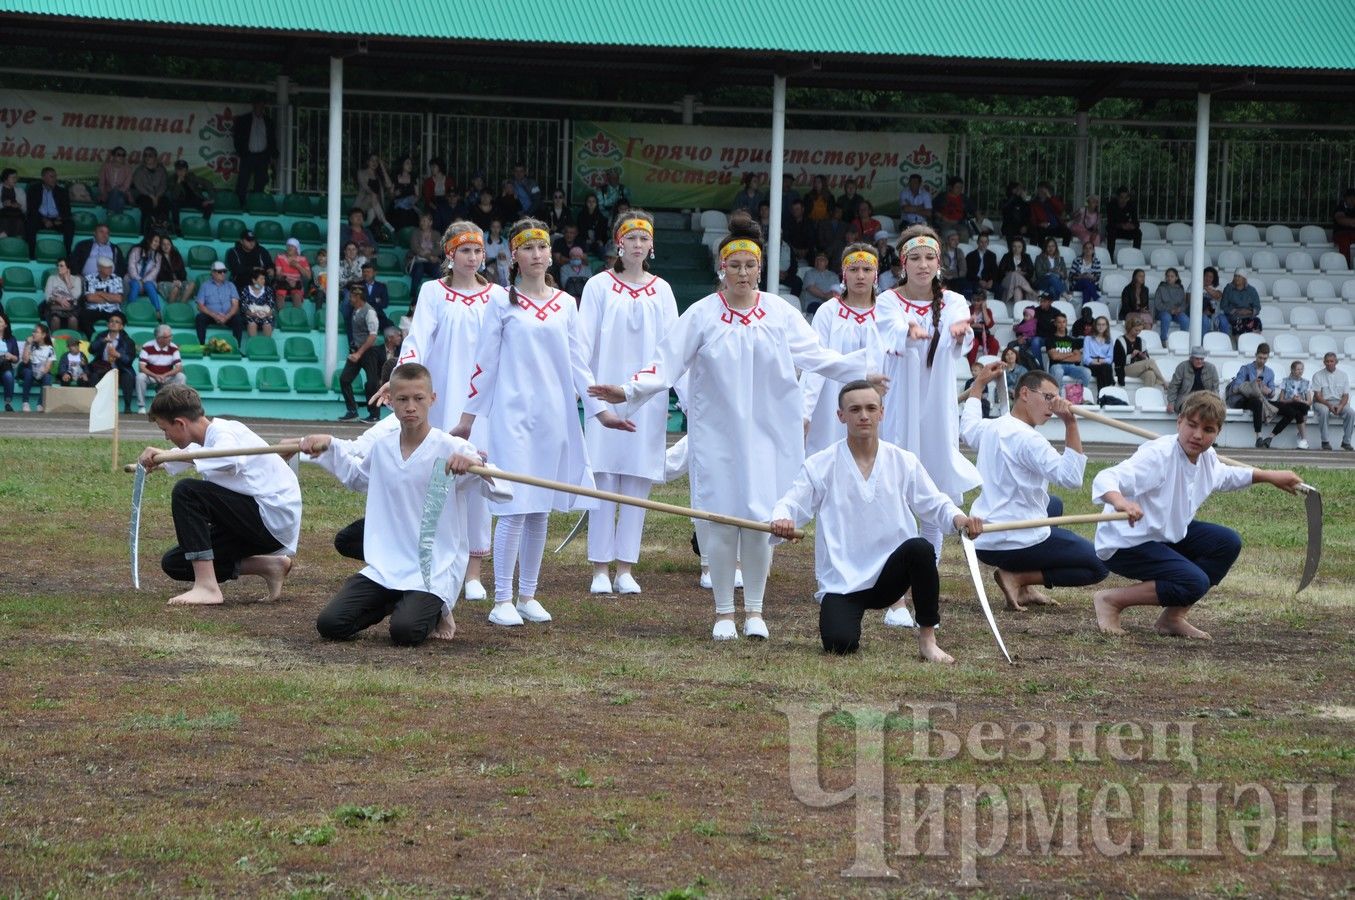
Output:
[613, 208, 655, 274]
[506, 217, 551, 311]
[439, 221, 488, 285]
[896, 224, 946, 367]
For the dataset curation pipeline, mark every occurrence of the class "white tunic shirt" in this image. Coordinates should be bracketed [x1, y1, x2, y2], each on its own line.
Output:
[959, 398, 1087, 551]
[319, 428, 510, 613]
[772, 439, 962, 601]
[464, 287, 604, 515]
[1092, 435, 1253, 559]
[399, 279, 502, 440]
[578, 270, 679, 481]
[876, 287, 980, 498]
[622, 291, 866, 521]
[162, 418, 301, 554]
[801, 298, 884, 457]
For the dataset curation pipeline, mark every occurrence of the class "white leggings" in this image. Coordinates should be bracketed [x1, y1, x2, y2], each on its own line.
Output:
[587, 473, 651, 564]
[704, 522, 772, 615]
[493, 512, 548, 601]
[467, 491, 492, 558]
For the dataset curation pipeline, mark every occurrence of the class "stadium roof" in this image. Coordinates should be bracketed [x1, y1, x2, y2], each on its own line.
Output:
[3, 0, 1355, 101]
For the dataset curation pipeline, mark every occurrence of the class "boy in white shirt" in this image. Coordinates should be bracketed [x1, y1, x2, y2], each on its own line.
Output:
[1092, 391, 1302, 639]
[137, 384, 300, 606]
[960, 363, 1108, 610]
[770, 381, 982, 662]
[301, 364, 510, 646]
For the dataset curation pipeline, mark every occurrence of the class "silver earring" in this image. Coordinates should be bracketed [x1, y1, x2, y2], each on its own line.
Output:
[649, 248, 656, 261]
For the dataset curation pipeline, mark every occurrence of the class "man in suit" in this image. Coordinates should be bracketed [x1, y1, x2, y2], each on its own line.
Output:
[25, 166, 74, 260]
[359, 261, 392, 336]
[965, 233, 999, 297]
[231, 98, 277, 205]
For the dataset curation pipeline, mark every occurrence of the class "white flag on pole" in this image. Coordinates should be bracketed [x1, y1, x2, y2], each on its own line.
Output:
[89, 370, 118, 433]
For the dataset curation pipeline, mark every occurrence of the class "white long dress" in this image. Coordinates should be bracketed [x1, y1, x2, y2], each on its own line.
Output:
[801, 298, 884, 457]
[876, 287, 981, 498]
[399, 279, 502, 441]
[578, 270, 678, 480]
[622, 291, 866, 521]
[463, 287, 603, 515]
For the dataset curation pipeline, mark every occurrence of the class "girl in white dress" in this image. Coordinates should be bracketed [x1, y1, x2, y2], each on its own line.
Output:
[577, 210, 679, 595]
[590, 218, 881, 641]
[802, 243, 884, 457]
[452, 218, 632, 627]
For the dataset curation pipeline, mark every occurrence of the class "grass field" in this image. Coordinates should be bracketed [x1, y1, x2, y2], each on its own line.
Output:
[1, 436, 1352, 897]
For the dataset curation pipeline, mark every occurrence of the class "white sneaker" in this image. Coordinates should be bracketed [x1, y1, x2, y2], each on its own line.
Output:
[35, 404, 43, 413]
[488, 601, 524, 627]
[515, 598, 552, 623]
[20, 403, 29, 413]
[614, 573, 641, 594]
[699, 571, 712, 589]
[137, 405, 147, 415]
[734, 568, 744, 589]
[883, 606, 917, 628]
[712, 619, 738, 641]
[1297, 438, 1310, 450]
[743, 616, 769, 640]
[462, 579, 486, 601]
[590, 572, 613, 594]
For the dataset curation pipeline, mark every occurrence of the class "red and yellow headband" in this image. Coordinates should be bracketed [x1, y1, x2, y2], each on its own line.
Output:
[444, 231, 483, 255]
[615, 218, 653, 241]
[901, 235, 941, 255]
[719, 239, 761, 262]
[510, 228, 551, 253]
[842, 249, 878, 268]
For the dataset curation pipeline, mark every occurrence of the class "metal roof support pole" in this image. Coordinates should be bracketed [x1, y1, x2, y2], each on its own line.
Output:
[681, 94, 696, 125]
[276, 75, 291, 195]
[323, 56, 343, 382]
[766, 74, 787, 294]
[1188, 90, 1210, 348]
[1072, 111, 1090, 208]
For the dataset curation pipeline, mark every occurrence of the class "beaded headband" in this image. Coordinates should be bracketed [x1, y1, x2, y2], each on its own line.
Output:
[720, 239, 762, 262]
[842, 249, 878, 268]
[615, 218, 654, 241]
[444, 231, 483, 255]
[510, 228, 551, 252]
[901, 235, 941, 255]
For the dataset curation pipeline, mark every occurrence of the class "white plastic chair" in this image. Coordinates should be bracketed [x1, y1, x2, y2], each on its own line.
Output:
[1217, 249, 1247, 272]
[1098, 385, 1130, 406]
[1308, 279, 1337, 301]
[1138, 330, 1163, 353]
[1053, 300, 1077, 320]
[1258, 305, 1285, 330]
[1265, 225, 1299, 247]
[1270, 277, 1302, 301]
[1203, 332, 1236, 356]
[1150, 247, 1180, 268]
[1205, 223, 1228, 243]
[1271, 332, 1303, 357]
[1285, 251, 1318, 273]
[1057, 245, 1076, 266]
[1013, 299, 1037, 321]
[1094, 246, 1113, 268]
[1164, 223, 1191, 243]
[1139, 222, 1162, 241]
[1183, 248, 1211, 269]
[1309, 334, 1340, 358]
[1115, 247, 1146, 267]
[1343, 335, 1355, 358]
[1300, 225, 1331, 248]
[1320, 252, 1351, 273]
[1167, 330, 1191, 355]
[1232, 224, 1264, 246]
[989, 301, 1012, 324]
[1324, 307, 1355, 331]
[699, 210, 728, 231]
[1288, 306, 1322, 331]
[1344, 280, 1355, 302]
[1237, 332, 1267, 358]
[1251, 250, 1283, 273]
[1085, 300, 1110, 321]
[1134, 386, 1167, 412]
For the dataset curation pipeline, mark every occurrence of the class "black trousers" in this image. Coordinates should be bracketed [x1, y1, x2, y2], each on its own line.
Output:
[160, 479, 284, 582]
[334, 518, 365, 560]
[316, 573, 442, 646]
[195, 311, 243, 345]
[1229, 394, 1266, 432]
[1106, 226, 1143, 256]
[87, 361, 136, 410]
[340, 347, 380, 412]
[1271, 400, 1309, 436]
[819, 537, 939, 655]
[236, 151, 271, 202]
[135, 196, 172, 233]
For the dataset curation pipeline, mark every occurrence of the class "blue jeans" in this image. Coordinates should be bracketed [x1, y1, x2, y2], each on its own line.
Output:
[1157, 310, 1189, 342]
[1050, 362, 1091, 387]
[1103, 520, 1242, 607]
[1, 368, 14, 403]
[21, 370, 51, 404]
[127, 278, 162, 312]
[104, 189, 128, 215]
[1202, 312, 1231, 334]
[1073, 277, 1100, 303]
[975, 496, 1110, 587]
[1037, 274, 1066, 297]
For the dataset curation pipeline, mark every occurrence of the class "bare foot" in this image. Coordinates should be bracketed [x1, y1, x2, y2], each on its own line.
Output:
[993, 569, 1026, 611]
[430, 612, 456, 641]
[251, 555, 293, 602]
[1093, 591, 1126, 636]
[1155, 610, 1211, 640]
[1019, 586, 1060, 607]
[167, 584, 225, 606]
[918, 640, 955, 665]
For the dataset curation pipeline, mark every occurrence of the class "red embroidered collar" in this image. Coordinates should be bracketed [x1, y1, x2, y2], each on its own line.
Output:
[890, 289, 933, 316]
[516, 289, 565, 321]
[838, 302, 876, 325]
[442, 282, 491, 306]
[607, 272, 659, 299]
[718, 291, 765, 326]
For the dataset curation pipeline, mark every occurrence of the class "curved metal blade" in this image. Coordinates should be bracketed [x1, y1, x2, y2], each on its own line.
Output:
[554, 511, 588, 553]
[129, 464, 146, 590]
[1296, 484, 1322, 594]
[961, 535, 1013, 664]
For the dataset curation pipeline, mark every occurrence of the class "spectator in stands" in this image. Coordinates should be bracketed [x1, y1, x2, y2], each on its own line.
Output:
[965, 232, 998, 296]
[339, 208, 377, 259]
[1220, 268, 1261, 335]
[97, 147, 132, 215]
[552, 223, 586, 273]
[377, 325, 404, 386]
[1166, 347, 1219, 414]
[168, 160, 215, 234]
[355, 153, 395, 238]
[853, 200, 882, 242]
[241, 267, 277, 338]
[158, 237, 195, 305]
[1000, 181, 1031, 243]
[1106, 186, 1142, 257]
[273, 238, 311, 308]
[558, 247, 592, 301]
[468, 189, 496, 233]
[608, 199, 634, 238]
[575, 193, 607, 254]
[398, 293, 416, 337]
[125, 232, 165, 316]
[226, 229, 273, 293]
[511, 163, 542, 216]
[898, 173, 931, 227]
[966, 291, 999, 365]
[799, 251, 840, 316]
[1029, 182, 1071, 246]
[1120, 268, 1152, 330]
[43, 258, 82, 333]
[135, 323, 185, 414]
[1335, 187, 1355, 266]
[443, 187, 467, 223]
[71, 222, 127, 284]
[309, 248, 328, 308]
[1226, 343, 1276, 447]
[0, 311, 16, 411]
[338, 284, 381, 422]
[483, 220, 508, 268]
[1264, 360, 1312, 449]
[1082, 315, 1115, 394]
[777, 237, 802, 297]
[87, 310, 136, 413]
[1069, 239, 1101, 303]
[0, 168, 27, 239]
[1046, 314, 1091, 394]
[422, 157, 454, 231]
[388, 156, 421, 232]
[1113, 317, 1166, 388]
[1034, 237, 1069, 300]
[784, 200, 816, 267]
[1200, 265, 1230, 334]
[1071, 306, 1095, 337]
[407, 213, 441, 294]
[195, 261, 242, 345]
[544, 188, 572, 237]
[492, 179, 523, 226]
[934, 177, 974, 239]
[490, 246, 512, 287]
[997, 236, 1036, 303]
[359, 261, 391, 332]
[18, 323, 54, 412]
[731, 173, 763, 216]
[1030, 291, 1061, 360]
[130, 148, 171, 235]
[802, 175, 835, 222]
[779, 173, 801, 223]
[1000, 345, 1028, 394]
[338, 241, 366, 291]
[817, 207, 849, 265]
[25, 166, 74, 260]
[80, 257, 124, 336]
[837, 176, 865, 226]
[1149, 267, 1188, 342]
[231, 98, 276, 205]
[1069, 194, 1101, 247]
[941, 230, 969, 295]
[1311, 351, 1354, 451]
[58, 333, 88, 388]
[596, 171, 630, 223]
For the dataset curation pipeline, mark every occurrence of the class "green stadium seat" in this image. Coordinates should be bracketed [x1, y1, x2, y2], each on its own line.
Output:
[289, 221, 321, 243]
[256, 365, 290, 392]
[283, 335, 318, 362]
[180, 216, 212, 240]
[129, 330, 155, 347]
[387, 281, 411, 305]
[53, 328, 83, 345]
[0, 236, 28, 261]
[182, 363, 213, 391]
[214, 190, 242, 212]
[293, 366, 328, 394]
[204, 334, 241, 359]
[107, 213, 139, 237]
[217, 364, 252, 391]
[34, 238, 65, 264]
[124, 301, 159, 327]
[216, 218, 246, 241]
[253, 219, 285, 243]
[244, 334, 279, 361]
[245, 192, 277, 214]
[375, 251, 402, 274]
[73, 210, 99, 232]
[12, 325, 32, 342]
[3, 267, 37, 291]
[283, 194, 314, 216]
[5, 295, 40, 323]
[186, 245, 218, 270]
[277, 307, 311, 333]
[332, 370, 360, 393]
[395, 226, 416, 248]
[165, 304, 196, 328]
